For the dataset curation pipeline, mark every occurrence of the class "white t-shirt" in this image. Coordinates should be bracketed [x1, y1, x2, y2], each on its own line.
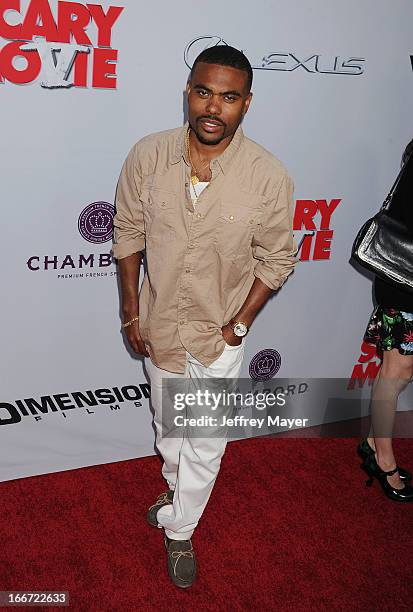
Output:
[190, 181, 209, 203]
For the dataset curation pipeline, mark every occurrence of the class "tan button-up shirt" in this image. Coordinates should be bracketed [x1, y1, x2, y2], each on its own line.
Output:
[113, 124, 297, 373]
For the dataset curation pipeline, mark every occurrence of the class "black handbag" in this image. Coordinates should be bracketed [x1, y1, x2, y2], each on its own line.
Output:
[351, 155, 413, 293]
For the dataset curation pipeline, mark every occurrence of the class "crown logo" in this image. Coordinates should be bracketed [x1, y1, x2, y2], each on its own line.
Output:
[257, 356, 274, 374]
[89, 211, 112, 234]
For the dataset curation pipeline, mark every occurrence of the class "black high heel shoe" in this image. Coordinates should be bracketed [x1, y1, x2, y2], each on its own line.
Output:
[362, 454, 413, 502]
[358, 438, 412, 482]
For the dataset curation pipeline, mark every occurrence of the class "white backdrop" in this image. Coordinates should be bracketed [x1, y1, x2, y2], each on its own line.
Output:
[1, 0, 412, 481]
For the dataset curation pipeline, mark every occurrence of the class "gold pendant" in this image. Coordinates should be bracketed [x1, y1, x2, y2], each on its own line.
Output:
[191, 174, 199, 185]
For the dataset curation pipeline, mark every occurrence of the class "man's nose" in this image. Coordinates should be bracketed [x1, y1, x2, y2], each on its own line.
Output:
[206, 93, 221, 115]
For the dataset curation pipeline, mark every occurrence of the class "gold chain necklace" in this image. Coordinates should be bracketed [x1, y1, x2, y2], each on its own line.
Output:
[185, 128, 210, 185]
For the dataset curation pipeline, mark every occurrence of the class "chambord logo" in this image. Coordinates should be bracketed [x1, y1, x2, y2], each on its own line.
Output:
[78, 201, 114, 244]
[249, 349, 282, 381]
[25, 199, 116, 278]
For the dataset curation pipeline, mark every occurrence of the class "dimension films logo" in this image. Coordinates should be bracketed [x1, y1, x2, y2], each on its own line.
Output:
[184, 36, 365, 76]
[0, 1, 124, 88]
[0, 383, 150, 426]
[26, 201, 116, 279]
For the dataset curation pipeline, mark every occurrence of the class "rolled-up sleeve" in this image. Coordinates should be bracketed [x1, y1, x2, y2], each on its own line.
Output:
[252, 172, 298, 290]
[112, 144, 145, 260]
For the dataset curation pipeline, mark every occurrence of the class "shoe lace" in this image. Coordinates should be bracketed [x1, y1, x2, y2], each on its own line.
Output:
[148, 492, 171, 511]
[171, 547, 194, 576]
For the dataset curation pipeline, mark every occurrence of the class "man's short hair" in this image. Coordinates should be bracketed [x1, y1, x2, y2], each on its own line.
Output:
[191, 45, 253, 92]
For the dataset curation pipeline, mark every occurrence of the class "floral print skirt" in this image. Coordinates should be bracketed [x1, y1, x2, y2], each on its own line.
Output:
[364, 306, 413, 355]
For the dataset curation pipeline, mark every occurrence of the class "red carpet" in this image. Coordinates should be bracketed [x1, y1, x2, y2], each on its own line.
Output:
[1, 438, 412, 611]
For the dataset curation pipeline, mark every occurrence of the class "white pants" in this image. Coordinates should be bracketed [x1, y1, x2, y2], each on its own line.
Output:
[144, 339, 245, 540]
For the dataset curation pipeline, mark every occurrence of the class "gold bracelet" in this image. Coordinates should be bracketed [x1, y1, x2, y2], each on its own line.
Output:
[121, 315, 139, 329]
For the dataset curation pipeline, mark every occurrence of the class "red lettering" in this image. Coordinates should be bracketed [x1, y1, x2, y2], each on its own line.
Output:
[0, 40, 41, 83]
[293, 200, 318, 230]
[312, 230, 333, 260]
[0, 2, 123, 88]
[1, 1, 124, 47]
[359, 341, 379, 363]
[0, 0, 22, 39]
[57, 1, 92, 45]
[316, 198, 341, 230]
[20, 0, 58, 41]
[86, 4, 123, 47]
[348, 361, 381, 390]
[92, 47, 117, 88]
[294, 198, 341, 231]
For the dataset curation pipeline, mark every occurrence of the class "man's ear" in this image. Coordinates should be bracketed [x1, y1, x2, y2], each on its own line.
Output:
[243, 92, 253, 115]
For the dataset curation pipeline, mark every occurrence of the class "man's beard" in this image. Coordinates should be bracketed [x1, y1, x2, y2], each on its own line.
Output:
[190, 117, 228, 146]
[194, 132, 226, 146]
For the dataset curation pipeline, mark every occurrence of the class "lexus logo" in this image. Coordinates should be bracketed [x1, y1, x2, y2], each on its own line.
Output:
[184, 35, 229, 69]
[184, 36, 365, 76]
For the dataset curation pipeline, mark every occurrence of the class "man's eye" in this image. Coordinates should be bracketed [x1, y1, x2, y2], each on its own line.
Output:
[197, 90, 209, 97]
[224, 95, 236, 102]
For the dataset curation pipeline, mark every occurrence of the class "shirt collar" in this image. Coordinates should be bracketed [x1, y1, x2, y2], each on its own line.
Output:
[170, 121, 244, 174]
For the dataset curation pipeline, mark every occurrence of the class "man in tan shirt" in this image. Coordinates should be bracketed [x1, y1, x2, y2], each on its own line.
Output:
[113, 45, 297, 588]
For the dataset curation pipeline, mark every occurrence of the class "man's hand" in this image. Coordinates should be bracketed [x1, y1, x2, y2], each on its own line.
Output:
[123, 320, 149, 356]
[221, 323, 242, 347]
[118, 252, 149, 356]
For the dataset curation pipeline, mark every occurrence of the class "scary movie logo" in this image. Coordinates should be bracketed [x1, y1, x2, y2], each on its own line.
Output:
[0, 1, 124, 88]
[348, 341, 381, 390]
[293, 198, 341, 261]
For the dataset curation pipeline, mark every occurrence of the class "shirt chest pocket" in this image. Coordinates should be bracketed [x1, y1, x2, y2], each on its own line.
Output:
[215, 201, 262, 260]
[140, 188, 177, 242]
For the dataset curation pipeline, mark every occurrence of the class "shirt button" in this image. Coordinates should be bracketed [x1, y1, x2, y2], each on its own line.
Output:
[229, 215, 234, 221]
[185, 269, 191, 273]
[179, 320, 185, 325]
[188, 242, 194, 249]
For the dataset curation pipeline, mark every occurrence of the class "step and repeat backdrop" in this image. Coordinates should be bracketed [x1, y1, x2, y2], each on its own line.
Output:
[1, 0, 412, 480]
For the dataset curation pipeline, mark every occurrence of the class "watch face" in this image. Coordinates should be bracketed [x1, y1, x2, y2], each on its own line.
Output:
[233, 322, 248, 337]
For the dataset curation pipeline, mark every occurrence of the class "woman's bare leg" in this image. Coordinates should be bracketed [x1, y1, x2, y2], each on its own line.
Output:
[369, 349, 413, 488]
